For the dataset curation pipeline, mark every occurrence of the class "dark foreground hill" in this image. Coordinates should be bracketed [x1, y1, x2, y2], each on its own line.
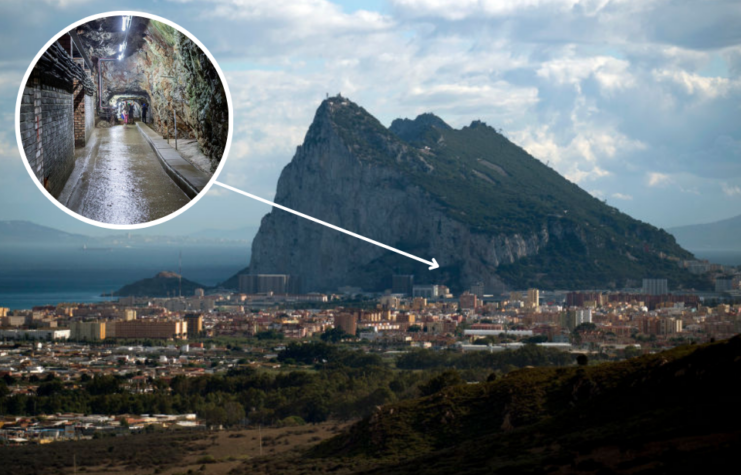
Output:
[238, 337, 741, 474]
[110, 271, 205, 297]
[249, 97, 704, 292]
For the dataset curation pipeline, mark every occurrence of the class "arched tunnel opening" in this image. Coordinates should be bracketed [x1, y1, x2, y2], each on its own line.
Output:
[19, 14, 228, 225]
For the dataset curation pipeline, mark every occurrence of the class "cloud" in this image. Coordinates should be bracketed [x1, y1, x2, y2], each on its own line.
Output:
[389, 0, 741, 50]
[0, 127, 19, 162]
[390, 0, 618, 21]
[1, 0, 740, 231]
[647, 172, 671, 187]
[721, 182, 741, 197]
[41, 0, 96, 6]
[611, 192, 633, 201]
[537, 55, 634, 93]
[400, 82, 539, 117]
[652, 69, 734, 99]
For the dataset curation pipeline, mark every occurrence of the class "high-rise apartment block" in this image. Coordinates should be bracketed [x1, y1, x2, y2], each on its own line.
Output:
[238, 274, 302, 294]
[334, 313, 358, 336]
[642, 279, 668, 296]
[70, 321, 106, 341]
[459, 291, 478, 310]
[392, 275, 414, 295]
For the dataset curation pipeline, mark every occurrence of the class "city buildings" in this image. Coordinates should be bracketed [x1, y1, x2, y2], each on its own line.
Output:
[238, 274, 302, 294]
[185, 314, 203, 337]
[459, 291, 478, 310]
[392, 275, 414, 295]
[413, 285, 440, 299]
[70, 321, 106, 340]
[334, 313, 358, 336]
[112, 320, 188, 339]
[642, 279, 669, 296]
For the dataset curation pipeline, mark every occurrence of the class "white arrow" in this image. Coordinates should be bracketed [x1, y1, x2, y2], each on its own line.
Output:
[214, 181, 440, 270]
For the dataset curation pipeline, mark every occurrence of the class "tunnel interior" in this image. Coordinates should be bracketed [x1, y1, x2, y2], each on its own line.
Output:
[20, 15, 228, 200]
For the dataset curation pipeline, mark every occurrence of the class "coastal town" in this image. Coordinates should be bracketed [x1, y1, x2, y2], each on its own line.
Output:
[2, 262, 740, 446]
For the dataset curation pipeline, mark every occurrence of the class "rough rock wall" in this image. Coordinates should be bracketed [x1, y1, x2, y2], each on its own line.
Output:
[249, 99, 586, 292]
[92, 19, 227, 171]
[178, 33, 229, 167]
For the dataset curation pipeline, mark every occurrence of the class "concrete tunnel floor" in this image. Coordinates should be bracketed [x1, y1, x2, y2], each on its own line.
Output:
[58, 123, 191, 225]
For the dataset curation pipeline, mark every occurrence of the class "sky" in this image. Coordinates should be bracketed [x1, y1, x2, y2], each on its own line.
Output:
[0, 0, 739, 238]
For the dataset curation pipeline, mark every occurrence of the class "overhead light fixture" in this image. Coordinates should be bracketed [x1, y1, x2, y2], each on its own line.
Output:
[119, 45, 123, 52]
[122, 15, 131, 31]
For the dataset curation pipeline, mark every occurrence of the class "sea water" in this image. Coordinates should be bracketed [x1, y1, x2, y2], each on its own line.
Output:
[0, 244, 249, 309]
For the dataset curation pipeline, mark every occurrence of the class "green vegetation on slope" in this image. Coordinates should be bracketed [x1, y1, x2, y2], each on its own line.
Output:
[301, 337, 741, 474]
[0, 345, 574, 426]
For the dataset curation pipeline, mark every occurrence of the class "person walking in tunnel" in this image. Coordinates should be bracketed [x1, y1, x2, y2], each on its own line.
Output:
[129, 102, 135, 125]
[122, 103, 128, 127]
[141, 102, 148, 124]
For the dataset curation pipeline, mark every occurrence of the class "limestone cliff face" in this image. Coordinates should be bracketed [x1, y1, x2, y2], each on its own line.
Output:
[253, 99, 557, 292]
[249, 97, 696, 293]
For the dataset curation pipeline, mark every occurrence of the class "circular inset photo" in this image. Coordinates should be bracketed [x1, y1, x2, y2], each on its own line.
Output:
[15, 11, 232, 229]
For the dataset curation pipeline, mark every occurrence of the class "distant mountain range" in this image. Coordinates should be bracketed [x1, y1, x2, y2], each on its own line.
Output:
[188, 225, 260, 242]
[248, 97, 706, 292]
[0, 220, 90, 245]
[668, 214, 741, 251]
[0, 220, 256, 247]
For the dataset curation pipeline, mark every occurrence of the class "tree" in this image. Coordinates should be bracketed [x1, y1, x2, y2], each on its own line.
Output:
[624, 346, 642, 359]
[407, 324, 422, 333]
[523, 335, 548, 344]
[223, 401, 246, 426]
[255, 329, 283, 341]
[86, 375, 121, 395]
[278, 342, 337, 365]
[576, 354, 589, 366]
[320, 327, 350, 343]
[200, 402, 228, 427]
[36, 380, 64, 397]
[419, 370, 465, 397]
[573, 322, 597, 334]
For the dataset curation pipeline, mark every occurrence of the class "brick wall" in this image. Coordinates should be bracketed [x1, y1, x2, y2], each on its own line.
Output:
[73, 78, 95, 146]
[20, 70, 75, 198]
[73, 59, 96, 147]
[73, 78, 85, 147]
[85, 93, 95, 141]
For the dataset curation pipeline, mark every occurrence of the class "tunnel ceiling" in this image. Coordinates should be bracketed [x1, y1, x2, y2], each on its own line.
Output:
[75, 16, 228, 171]
[76, 17, 149, 60]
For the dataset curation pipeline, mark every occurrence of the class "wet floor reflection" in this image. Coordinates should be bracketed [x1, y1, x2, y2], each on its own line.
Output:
[73, 125, 190, 225]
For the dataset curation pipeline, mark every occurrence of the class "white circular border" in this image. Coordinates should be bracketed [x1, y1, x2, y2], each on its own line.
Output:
[14, 10, 234, 231]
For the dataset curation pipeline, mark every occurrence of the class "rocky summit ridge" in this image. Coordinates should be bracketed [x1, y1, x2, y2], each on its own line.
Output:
[247, 96, 702, 293]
